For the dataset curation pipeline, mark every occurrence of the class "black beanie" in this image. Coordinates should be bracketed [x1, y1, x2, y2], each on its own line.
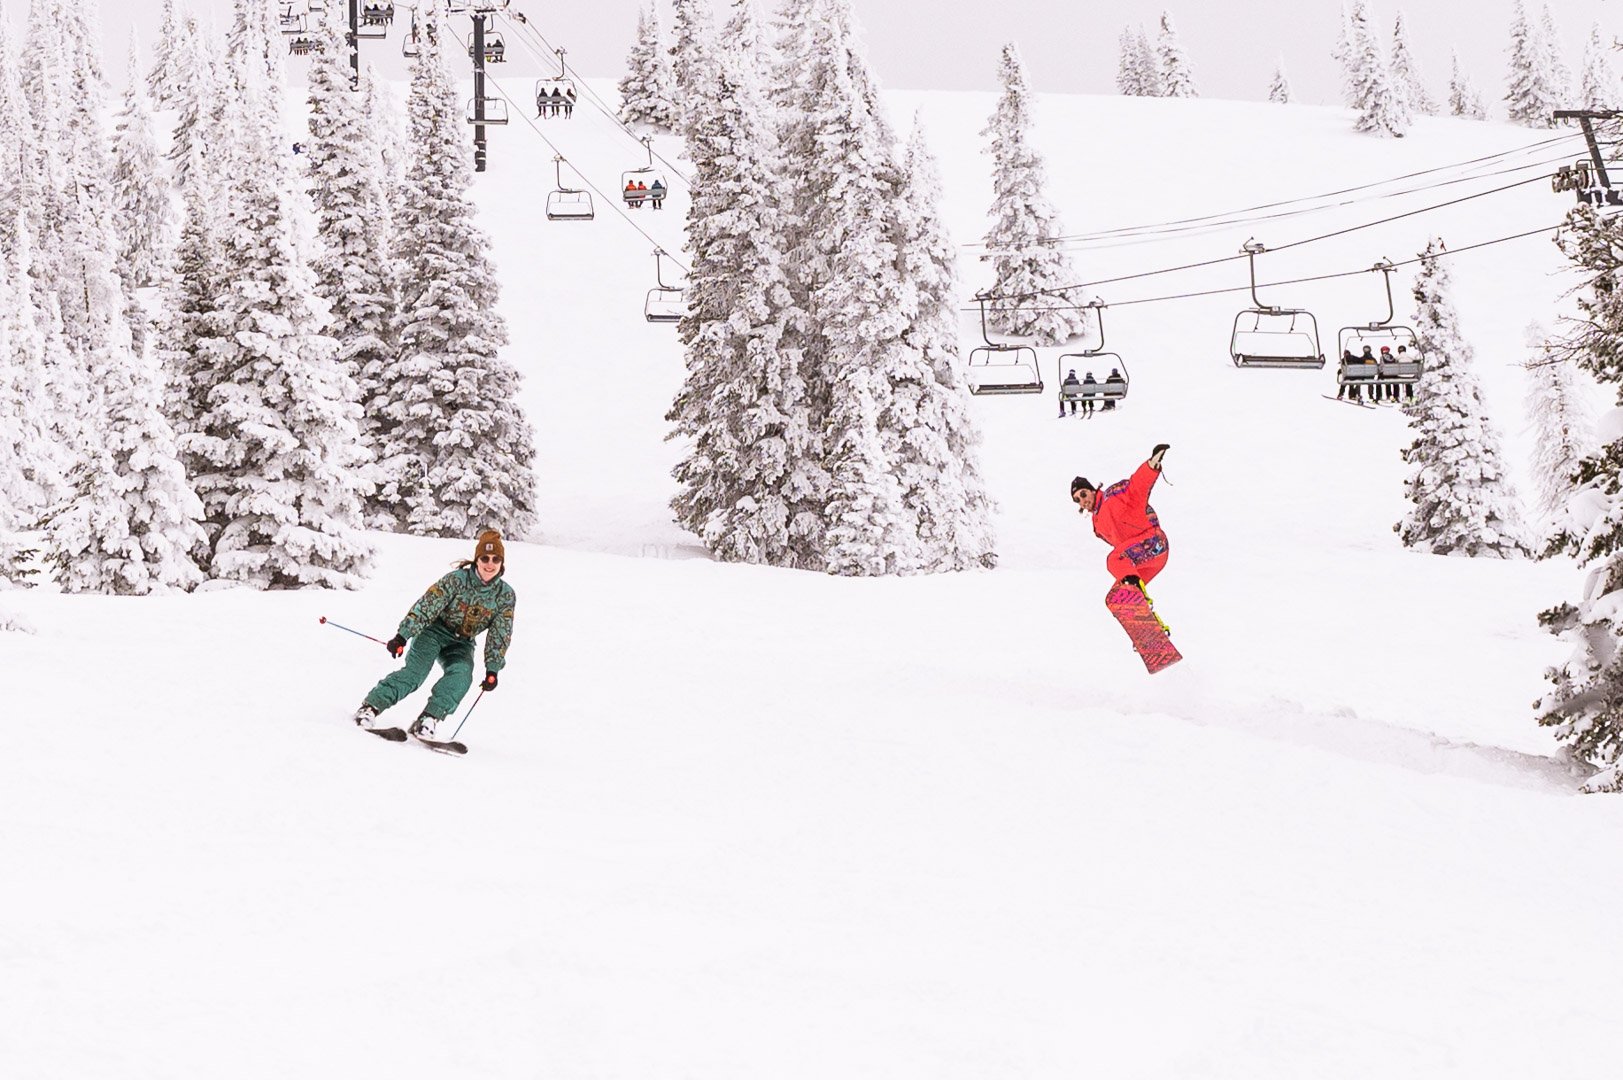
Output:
[1071, 476, 1094, 494]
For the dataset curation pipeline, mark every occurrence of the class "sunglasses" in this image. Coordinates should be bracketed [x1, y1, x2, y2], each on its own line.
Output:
[478, 554, 502, 564]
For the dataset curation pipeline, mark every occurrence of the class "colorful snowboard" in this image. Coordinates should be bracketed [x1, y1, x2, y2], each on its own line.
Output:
[1106, 582, 1182, 674]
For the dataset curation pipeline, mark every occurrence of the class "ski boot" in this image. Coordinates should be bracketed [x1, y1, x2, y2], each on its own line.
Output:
[353, 703, 383, 729]
[409, 712, 442, 741]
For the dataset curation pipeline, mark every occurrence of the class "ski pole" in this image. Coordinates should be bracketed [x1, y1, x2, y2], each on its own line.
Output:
[449, 689, 486, 742]
[319, 616, 390, 647]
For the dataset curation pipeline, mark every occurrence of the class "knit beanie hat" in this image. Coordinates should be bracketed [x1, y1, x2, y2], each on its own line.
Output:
[474, 529, 505, 563]
[1070, 476, 1095, 495]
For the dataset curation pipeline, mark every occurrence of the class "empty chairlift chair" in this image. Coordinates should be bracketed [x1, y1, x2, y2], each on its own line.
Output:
[1056, 300, 1129, 414]
[545, 156, 595, 221]
[1229, 240, 1326, 369]
[644, 249, 687, 324]
[1335, 259, 1423, 402]
[465, 95, 508, 126]
[278, 7, 306, 36]
[965, 293, 1043, 396]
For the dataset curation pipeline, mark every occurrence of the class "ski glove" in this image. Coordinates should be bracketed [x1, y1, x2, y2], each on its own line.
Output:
[481, 672, 499, 692]
[1149, 443, 1170, 470]
[386, 634, 407, 659]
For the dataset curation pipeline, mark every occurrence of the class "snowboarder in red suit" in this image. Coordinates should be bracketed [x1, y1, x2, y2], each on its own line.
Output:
[1071, 444, 1171, 592]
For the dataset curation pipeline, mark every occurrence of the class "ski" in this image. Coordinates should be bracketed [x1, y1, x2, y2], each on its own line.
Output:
[410, 732, 468, 756]
[1322, 394, 1376, 409]
[362, 725, 408, 742]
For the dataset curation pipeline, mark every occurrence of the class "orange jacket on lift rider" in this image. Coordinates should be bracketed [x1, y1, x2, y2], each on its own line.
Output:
[1071, 444, 1171, 595]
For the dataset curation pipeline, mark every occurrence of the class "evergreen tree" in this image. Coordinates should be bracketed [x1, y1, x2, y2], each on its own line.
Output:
[178, 0, 372, 587]
[167, 12, 218, 194]
[1333, 3, 1359, 108]
[1578, 24, 1618, 111]
[667, 13, 821, 568]
[1537, 206, 1623, 790]
[1349, 2, 1410, 136]
[617, 2, 678, 131]
[980, 42, 1088, 344]
[1390, 10, 1436, 114]
[1394, 239, 1529, 557]
[1539, 3, 1572, 108]
[1133, 25, 1162, 97]
[1505, 0, 1558, 127]
[892, 117, 997, 571]
[383, 4, 537, 540]
[1155, 11, 1198, 98]
[722, 0, 773, 86]
[1449, 49, 1489, 119]
[669, 0, 714, 120]
[1116, 28, 1146, 96]
[1268, 56, 1291, 104]
[110, 33, 173, 290]
[304, 13, 396, 517]
[1523, 332, 1597, 545]
[146, 0, 186, 110]
[0, 215, 50, 584]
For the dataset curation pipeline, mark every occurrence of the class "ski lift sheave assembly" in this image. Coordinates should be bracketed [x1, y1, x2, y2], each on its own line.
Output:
[545, 156, 595, 221]
[1551, 109, 1623, 208]
[1229, 239, 1325, 369]
[645, 249, 687, 324]
[535, 48, 578, 119]
[965, 293, 1043, 396]
[1056, 300, 1128, 410]
[1335, 259, 1422, 396]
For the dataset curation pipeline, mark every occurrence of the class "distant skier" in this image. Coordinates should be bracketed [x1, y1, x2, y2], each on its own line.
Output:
[1071, 443, 1171, 598]
[352, 530, 516, 743]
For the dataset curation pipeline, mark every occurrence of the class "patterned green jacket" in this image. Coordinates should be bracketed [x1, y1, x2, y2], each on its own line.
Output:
[397, 567, 517, 672]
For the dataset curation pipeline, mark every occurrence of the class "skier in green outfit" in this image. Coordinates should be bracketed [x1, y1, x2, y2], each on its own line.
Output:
[353, 529, 517, 742]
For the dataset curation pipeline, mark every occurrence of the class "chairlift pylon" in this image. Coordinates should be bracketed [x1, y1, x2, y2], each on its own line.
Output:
[1229, 239, 1326, 369]
[645, 249, 687, 324]
[1334, 259, 1423, 399]
[1056, 300, 1129, 411]
[535, 48, 577, 119]
[965, 293, 1043, 396]
[545, 155, 595, 221]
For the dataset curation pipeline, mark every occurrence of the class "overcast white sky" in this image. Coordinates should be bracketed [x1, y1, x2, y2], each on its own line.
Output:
[69, 1, 1623, 110]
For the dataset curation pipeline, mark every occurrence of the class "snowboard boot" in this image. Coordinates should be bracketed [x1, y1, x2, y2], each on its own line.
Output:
[1123, 576, 1172, 636]
[410, 712, 443, 741]
[353, 703, 383, 730]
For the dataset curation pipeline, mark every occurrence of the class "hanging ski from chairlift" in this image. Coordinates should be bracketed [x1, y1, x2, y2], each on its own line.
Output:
[1229, 239, 1325, 369]
[644, 249, 687, 323]
[1055, 300, 1129, 412]
[1333, 259, 1423, 401]
[545, 156, 595, 221]
[965, 293, 1043, 395]
[535, 49, 577, 118]
[622, 136, 668, 210]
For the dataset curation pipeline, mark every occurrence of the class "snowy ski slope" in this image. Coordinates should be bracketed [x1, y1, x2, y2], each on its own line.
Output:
[6, 66, 1623, 1079]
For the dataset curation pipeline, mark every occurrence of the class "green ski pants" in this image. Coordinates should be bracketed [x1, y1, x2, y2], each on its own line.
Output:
[364, 623, 475, 720]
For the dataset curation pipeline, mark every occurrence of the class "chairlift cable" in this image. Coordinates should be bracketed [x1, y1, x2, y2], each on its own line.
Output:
[497, 9, 693, 188]
[445, 22, 691, 275]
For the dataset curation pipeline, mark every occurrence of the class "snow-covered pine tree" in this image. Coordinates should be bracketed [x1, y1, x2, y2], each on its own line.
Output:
[1505, 0, 1558, 127]
[1268, 56, 1291, 104]
[669, 0, 715, 122]
[891, 116, 997, 571]
[1394, 239, 1529, 557]
[617, 2, 678, 131]
[1116, 28, 1145, 96]
[167, 12, 218, 194]
[1350, 3, 1411, 136]
[0, 9, 35, 256]
[110, 33, 173, 290]
[980, 42, 1089, 344]
[1539, 3, 1572, 109]
[0, 215, 49, 584]
[667, 6, 821, 568]
[382, 4, 537, 540]
[1523, 331, 1597, 547]
[1155, 11, 1198, 98]
[1134, 25, 1162, 97]
[722, 0, 773, 86]
[146, 0, 187, 110]
[1389, 10, 1436, 115]
[1536, 205, 1623, 790]
[1334, 2, 1359, 108]
[304, 12, 396, 519]
[1578, 24, 1619, 111]
[1449, 49, 1489, 118]
[178, 0, 372, 587]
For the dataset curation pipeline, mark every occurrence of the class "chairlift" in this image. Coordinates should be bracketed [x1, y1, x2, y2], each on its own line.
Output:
[644, 249, 687, 323]
[1229, 239, 1325, 368]
[465, 96, 508, 125]
[1055, 300, 1129, 411]
[288, 34, 317, 56]
[1334, 260, 1422, 398]
[545, 156, 595, 221]
[965, 293, 1043, 395]
[279, 8, 307, 36]
[535, 49, 577, 118]
[401, 12, 420, 57]
[357, 3, 393, 37]
[621, 136, 668, 210]
[469, 33, 505, 64]
[307, 0, 327, 12]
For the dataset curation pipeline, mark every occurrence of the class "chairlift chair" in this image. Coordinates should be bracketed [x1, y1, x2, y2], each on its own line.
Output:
[465, 96, 508, 125]
[279, 10, 307, 35]
[307, 0, 327, 12]
[545, 156, 595, 221]
[401, 12, 420, 57]
[535, 49, 577, 118]
[469, 33, 505, 64]
[1229, 240, 1326, 369]
[288, 34, 317, 56]
[965, 294, 1043, 395]
[644, 250, 687, 323]
[622, 136, 667, 209]
[1334, 260, 1422, 396]
[357, 3, 392, 37]
[1056, 300, 1129, 410]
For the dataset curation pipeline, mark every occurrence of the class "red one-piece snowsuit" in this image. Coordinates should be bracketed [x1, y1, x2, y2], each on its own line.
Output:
[1090, 460, 1169, 585]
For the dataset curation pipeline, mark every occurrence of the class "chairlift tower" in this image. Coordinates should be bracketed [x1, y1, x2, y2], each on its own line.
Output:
[1552, 110, 1623, 208]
